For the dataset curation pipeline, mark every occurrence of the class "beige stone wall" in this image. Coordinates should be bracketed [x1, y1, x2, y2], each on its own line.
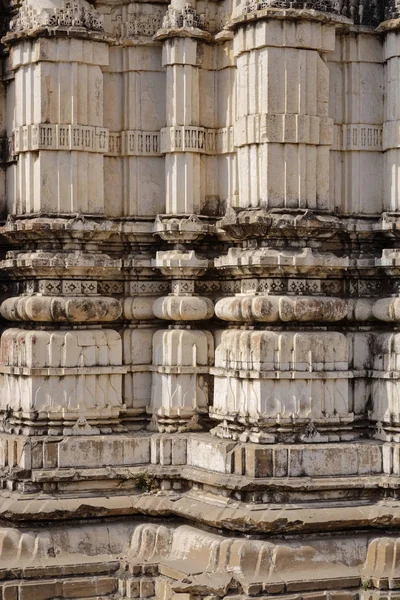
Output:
[0, 0, 398, 598]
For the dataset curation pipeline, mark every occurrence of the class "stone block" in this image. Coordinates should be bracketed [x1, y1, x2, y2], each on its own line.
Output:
[245, 447, 273, 478]
[127, 579, 141, 598]
[3, 584, 18, 600]
[62, 576, 116, 597]
[1, 0, 399, 595]
[19, 580, 63, 600]
[140, 579, 155, 597]
[187, 436, 234, 474]
[57, 436, 150, 468]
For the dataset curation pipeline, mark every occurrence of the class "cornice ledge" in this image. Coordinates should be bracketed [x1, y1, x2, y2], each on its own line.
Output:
[230, 6, 352, 28]
[2, 0, 106, 44]
[376, 16, 400, 32]
[153, 25, 211, 40]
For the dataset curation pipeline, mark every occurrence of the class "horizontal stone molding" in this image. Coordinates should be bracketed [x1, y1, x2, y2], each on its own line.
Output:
[0, 365, 127, 376]
[153, 296, 214, 321]
[129, 281, 170, 296]
[160, 126, 234, 154]
[215, 295, 347, 322]
[240, 277, 322, 294]
[153, 365, 211, 374]
[372, 298, 400, 321]
[1, 296, 122, 323]
[214, 295, 400, 323]
[19, 280, 168, 297]
[24, 279, 99, 296]
[232, 16, 336, 54]
[14, 124, 109, 154]
[215, 247, 349, 273]
[235, 115, 333, 147]
[211, 367, 352, 379]
[370, 370, 400, 379]
[215, 127, 235, 154]
[122, 297, 156, 321]
[332, 124, 383, 152]
[2, 396, 123, 426]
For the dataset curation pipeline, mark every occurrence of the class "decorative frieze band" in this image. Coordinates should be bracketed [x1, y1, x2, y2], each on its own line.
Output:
[107, 131, 162, 157]
[160, 126, 234, 154]
[12, 125, 235, 157]
[215, 127, 235, 154]
[332, 124, 382, 152]
[161, 5, 209, 30]
[110, 5, 164, 39]
[26, 279, 99, 296]
[242, 0, 338, 15]
[10, 0, 104, 35]
[234, 115, 333, 147]
[239, 0, 385, 25]
[13, 277, 395, 300]
[19, 280, 170, 296]
[14, 124, 109, 154]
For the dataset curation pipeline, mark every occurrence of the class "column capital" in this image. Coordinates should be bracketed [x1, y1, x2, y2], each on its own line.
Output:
[4, 0, 104, 43]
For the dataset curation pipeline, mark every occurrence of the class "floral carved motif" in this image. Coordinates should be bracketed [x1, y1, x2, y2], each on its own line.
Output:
[10, 0, 104, 34]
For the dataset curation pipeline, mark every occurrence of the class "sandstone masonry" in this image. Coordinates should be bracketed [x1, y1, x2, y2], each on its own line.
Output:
[0, 0, 398, 598]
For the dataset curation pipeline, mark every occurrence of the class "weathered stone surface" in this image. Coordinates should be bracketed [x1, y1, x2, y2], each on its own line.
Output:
[0, 0, 398, 597]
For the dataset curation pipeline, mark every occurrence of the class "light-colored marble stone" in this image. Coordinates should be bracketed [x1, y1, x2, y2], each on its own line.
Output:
[0, 0, 397, 596]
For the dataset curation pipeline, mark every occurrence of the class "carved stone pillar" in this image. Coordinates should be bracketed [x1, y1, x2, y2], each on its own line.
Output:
[103, 9, 166, 217]
[149, 241, 214, 432]
[383, 26, 400, 211]
[0, 220, 126, 435]
[147, 0, 215, 433]
[156, 0, 212, 215]
[120, 267, 166, 430]
[329, 32, 383, 214]
[8, 2, 108, 215]
[233, 13, 335, 210]
[210, 222, 352, 443]
[0, 1, 126, 436]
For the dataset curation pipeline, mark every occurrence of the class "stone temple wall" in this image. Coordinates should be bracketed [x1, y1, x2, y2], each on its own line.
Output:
[0, 0, 399, 598]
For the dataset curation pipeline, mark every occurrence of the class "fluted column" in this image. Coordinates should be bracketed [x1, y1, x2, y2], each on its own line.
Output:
[161, 35, 203, 214]
[234, 16, 335, 210]
[9, 22, 108, 214]
[383, 27, 400, 211]
[328, 33, 383, 214]
[0, 0, 127, 436]
[156, 0, 212, 215]
[103, 7, 166, 218]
